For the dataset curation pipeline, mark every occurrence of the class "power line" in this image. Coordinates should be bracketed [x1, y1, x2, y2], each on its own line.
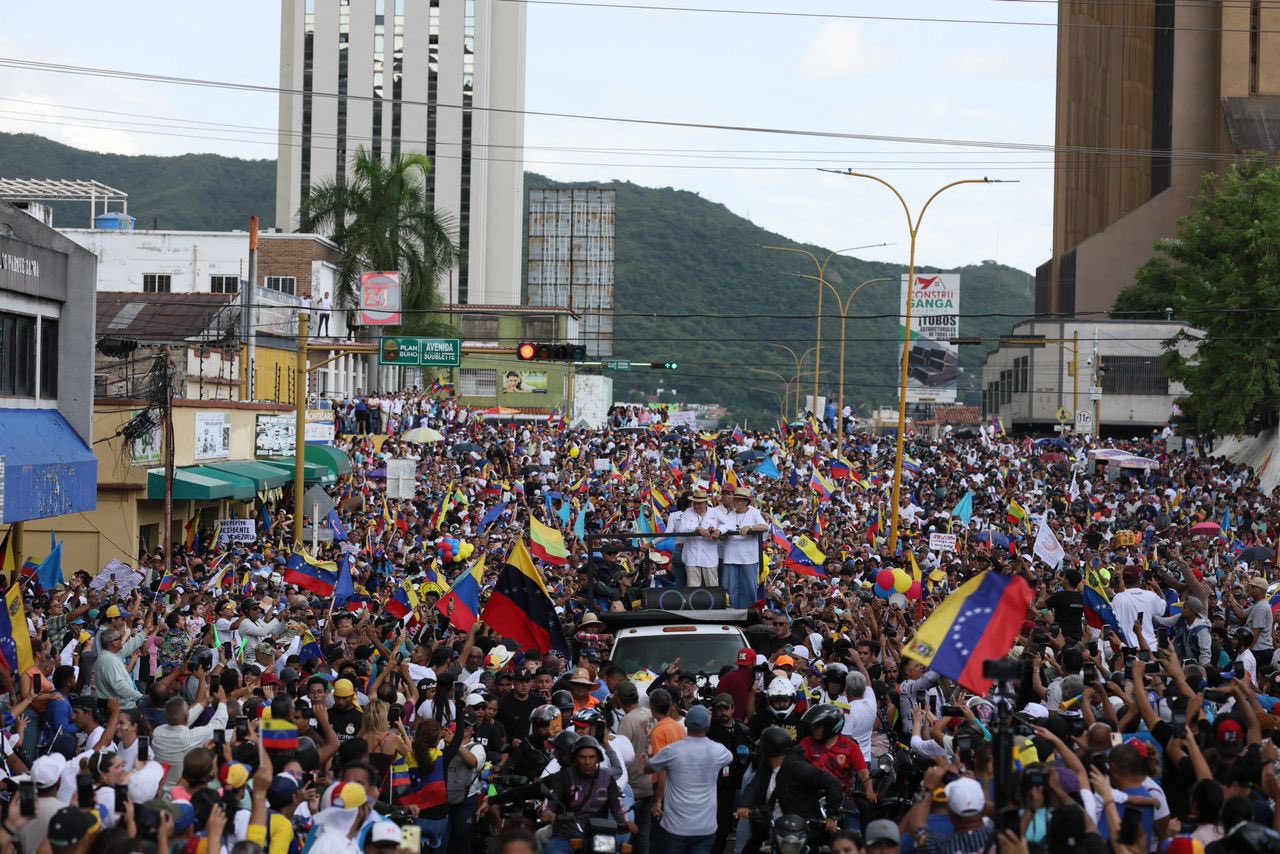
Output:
[499, 0, 1280, 33]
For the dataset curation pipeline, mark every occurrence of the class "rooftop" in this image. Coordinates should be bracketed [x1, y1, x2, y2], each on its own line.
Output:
[96, 292, 239, 343]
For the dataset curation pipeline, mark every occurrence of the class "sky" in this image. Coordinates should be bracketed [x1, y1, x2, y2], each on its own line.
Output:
[0, 0, 1058, 274]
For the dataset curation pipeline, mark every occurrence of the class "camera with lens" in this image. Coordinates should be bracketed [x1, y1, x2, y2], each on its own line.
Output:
[1023, 769, 1050, 790]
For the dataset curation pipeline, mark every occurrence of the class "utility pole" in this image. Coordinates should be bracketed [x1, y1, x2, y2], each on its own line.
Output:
[243, 216, 259, 401]
[294, 313, 310, 549]
[162, 345, 175, 576]
[1091, 328, 1101, 437]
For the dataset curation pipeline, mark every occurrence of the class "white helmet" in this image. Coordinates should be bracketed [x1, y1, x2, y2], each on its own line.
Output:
[766, 676, 796, 718]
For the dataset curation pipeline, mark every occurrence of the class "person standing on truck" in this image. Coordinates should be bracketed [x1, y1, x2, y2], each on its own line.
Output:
[674, 490, 723, 588]
[719, 487, 769, 609]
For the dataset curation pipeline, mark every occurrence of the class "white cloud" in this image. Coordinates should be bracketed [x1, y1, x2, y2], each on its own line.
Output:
[799, 21, 885, 80]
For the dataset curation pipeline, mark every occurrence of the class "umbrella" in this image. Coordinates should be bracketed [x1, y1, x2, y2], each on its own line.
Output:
[481, 406, 520, 416]
[1041, 452, 1067, 463]
[453, 442, 484, 454]
[973, 530, 1012, 548]
[1035, 437, 1069, 449]
[1190, 521, 1221, 535]
[367, 468, 387, 479]
[1239, 545, 1275, 565]
[401, 427, 445, 444]
[735, 450, 766, 464]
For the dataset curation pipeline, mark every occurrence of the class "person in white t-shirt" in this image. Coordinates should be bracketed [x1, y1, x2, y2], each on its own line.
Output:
[1110, 567, 1167, 648]
[317, 291, 333, 335]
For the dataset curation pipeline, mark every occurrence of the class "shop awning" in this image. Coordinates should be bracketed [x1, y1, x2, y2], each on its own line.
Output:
[303, 444, 353, 477]
[148, 467, 247, 501]
[183, 466, 259, 501]
[198, 460, 292, 491]
[259, 458, 336, 486]
[0, 409, 97, 523]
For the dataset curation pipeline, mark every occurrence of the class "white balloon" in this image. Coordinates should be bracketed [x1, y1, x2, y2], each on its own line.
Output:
[889, 592, 909, 609]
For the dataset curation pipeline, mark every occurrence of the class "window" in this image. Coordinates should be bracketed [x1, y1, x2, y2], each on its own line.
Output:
[265, 276, 297, 296]
[1101, 356, 1169, 396]
[210, 275, 239, 294]
[522, 316, 555, 341]
[1001, 370, 1013, 404]
[0, 312, 37, 397]
[460, 314, 499, 340]
[39, 317, 57, 399]
[143, 274, 171, 294]
[1015, 356, 1029, 393]
[458, 368, 497, 397]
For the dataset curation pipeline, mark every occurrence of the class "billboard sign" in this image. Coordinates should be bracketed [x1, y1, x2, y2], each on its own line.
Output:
[193, 411, 230, 461]
[255, 412, 336, 457]
[378, 337, 461, 367]
[502, 369, 548, 394]
[899, 273, 961, 404]
[359, 271, 402, 326]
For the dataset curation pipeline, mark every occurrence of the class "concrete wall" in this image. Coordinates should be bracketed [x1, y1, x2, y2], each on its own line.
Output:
[61, 229, 248, 293]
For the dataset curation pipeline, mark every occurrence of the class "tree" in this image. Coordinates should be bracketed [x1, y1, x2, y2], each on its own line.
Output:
[1119, 163, 1280, 437]
[298, 148, 458, 336]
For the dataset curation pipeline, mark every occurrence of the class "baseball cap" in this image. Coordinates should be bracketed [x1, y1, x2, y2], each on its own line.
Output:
[329, 782, 368, 809]
[31, 754, 68, 788]
[776, 655, 795, 668]
[367, 822, 403, 848]
[48, 807, 99, 848]
[865, 819, 901, 846]
[945, 777, 986, 816]
[616, 681, 639, 705]
[104, 605, 130, 619]
[1215, 718, 1245, 756]
[736, 647, 755, 667]
[1249, 576, 1268, 590]
[333, 678, 356, 698]
[1022, 702, 1049, 720]
[714, 693, 735, 709]
[261, 672, 282, 686]
[219, 762, 251, 789]
[684, 704, 711, 731]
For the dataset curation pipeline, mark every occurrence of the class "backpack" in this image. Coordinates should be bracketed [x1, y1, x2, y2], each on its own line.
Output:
[445, 741, 481, 805]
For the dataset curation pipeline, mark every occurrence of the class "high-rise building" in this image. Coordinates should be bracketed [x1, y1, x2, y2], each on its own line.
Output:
[526, 188, 616, 357]
[276, 0, 527, 306]
[1041, 1, 1280, 318]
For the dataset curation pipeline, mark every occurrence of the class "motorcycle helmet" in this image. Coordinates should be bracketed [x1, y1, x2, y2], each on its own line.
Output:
[771, 814, 810, 854]
[551, 730, 579, 757]
[1224, 822, 1280, 854]
[530, 704, 560, 726]
[821, 663, 848, 693]
[571, 707, 605, 728]
[759, 726, 793, 758]
[801, 703, 846, 739]
[190, 645, 214, 671]
[766, 676, 796, 718]
[551, 689, 575, 714]
[966, 695, 996, 725]
[572, 735, 605, 762]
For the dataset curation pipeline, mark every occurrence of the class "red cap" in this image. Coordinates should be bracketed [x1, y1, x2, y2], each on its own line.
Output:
[1215, 718, 1244, 756]
[260, 672, 281, 686]
[736, 647, 755, 667]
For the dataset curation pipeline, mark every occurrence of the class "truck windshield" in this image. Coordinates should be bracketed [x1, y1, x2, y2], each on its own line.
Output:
[611, 632, 745, 677]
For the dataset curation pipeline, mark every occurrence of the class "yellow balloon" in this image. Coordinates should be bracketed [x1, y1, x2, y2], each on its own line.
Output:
[569, 446, 581, 459]
[457, 541, 476, 561]
[893, 569, 912, 594]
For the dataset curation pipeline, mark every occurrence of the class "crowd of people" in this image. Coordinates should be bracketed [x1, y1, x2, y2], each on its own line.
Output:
[1, 389, 1279, 854]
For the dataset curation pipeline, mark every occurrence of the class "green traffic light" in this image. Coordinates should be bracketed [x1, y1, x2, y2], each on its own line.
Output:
[667, 362, 678, 370]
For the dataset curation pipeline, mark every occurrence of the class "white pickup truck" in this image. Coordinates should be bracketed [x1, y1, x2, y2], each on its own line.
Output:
[608, 622, 749, 683]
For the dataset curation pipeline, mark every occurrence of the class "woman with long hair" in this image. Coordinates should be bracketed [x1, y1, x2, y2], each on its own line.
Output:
[114, 708, 152, 772]
[358, 699, 410, 800]
[86, 750, 129, 827]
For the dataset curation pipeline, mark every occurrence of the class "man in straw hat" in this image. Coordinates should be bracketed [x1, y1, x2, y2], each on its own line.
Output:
[720, 486, 768, 609]
[673, 489, 723, 588]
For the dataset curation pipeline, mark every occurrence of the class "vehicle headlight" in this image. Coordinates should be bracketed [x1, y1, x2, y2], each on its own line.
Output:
[777, 835, 806, 854]
[591, 836, 618, 853]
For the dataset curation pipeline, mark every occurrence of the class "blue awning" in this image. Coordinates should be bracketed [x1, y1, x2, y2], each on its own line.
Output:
[0, 410, 97, 523]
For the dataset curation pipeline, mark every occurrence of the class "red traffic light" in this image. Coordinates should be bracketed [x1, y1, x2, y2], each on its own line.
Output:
[517, 342, 537, 361]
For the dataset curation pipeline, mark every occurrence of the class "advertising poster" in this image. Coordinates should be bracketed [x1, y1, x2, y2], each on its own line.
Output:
[359, 271, 401, 326]
[194, 411, 230, 461]
[256, 412, 337, 457]
[502, 369, 548, 394]
[129, 410, 162, 465]
[899, 273, 961, 404]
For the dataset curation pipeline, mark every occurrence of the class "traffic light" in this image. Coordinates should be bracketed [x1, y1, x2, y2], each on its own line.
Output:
[516, 342, 587, 361]
[650, 361, 678, 370]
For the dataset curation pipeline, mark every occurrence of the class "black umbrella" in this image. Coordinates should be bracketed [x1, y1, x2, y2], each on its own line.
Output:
[1238, 545, 1275, 565]
[453, 442, 484, 454]
[735, 450, 766, 464]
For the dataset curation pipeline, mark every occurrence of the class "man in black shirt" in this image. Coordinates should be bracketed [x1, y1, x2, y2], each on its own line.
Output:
[328, 677, 364, 742]
[1041, 569, 1085, 643]
[496, 671, 541, 746]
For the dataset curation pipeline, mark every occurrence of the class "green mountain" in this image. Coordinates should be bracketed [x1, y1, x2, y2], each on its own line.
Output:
[0, 132, 1033, 426]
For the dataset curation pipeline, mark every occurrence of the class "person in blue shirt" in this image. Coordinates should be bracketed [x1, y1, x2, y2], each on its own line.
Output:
[1092, 742, 1157, 844]
[41, 665, 79, 743]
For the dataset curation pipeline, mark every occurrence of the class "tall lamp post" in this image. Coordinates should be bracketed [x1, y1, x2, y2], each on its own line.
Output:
[750, 367, 794, 419]
[822, 170, 1010, 554]
[748, 386, 786, 421]
[761, 242, 890, 415]
[769, 344, 816, 419]
[792, 274, 893, 457]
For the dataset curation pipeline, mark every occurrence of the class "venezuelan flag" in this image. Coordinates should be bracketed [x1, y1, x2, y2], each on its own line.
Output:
[386, 579, 421, 621]
[903, 570, 1033, 693]
[1083, 573, 1122, 635]
[770, 525, 827, 578]
[437, 555, 485, 631]
[866, 509, 881, 543]
[0, 584, 34, 674]
[828, 457, 853, 480]
[157, 572, 176, 592]
[528, 516, 569, 566]
[299, 630, 325, 663]
[0, 530, 13, 579]
[184, 517, 199, 552]
[261, 717, 300, 751]
[724, 465, 740, 491]
[480, 539, 571, 658]
[810, 470, 834, 502]
[667, 458, 684, 482]
[395, 751, 447, 809]
[732, 424, 746, 444]
[284, 551, 338, 596]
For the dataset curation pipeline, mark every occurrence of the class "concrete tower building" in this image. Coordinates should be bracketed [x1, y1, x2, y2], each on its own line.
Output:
[276, 0, 527, 306]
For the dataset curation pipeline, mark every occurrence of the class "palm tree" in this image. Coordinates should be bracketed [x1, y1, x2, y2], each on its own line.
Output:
[298, 148, 458, 336]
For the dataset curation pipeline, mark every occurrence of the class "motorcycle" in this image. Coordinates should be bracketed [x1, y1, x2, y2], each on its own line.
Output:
[865, 747, 929, 824]
[563, 817, 632, 853]
[748, 808, 836, 854]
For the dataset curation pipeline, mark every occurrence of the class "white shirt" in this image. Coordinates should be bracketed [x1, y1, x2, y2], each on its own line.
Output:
[1238, 649, 1258, 686]
[675, 506, 723, 567]
[720, 506, 767, 564]
[841, 692, 877, 761]
[1111, 588, 1167, 647]
[646, 735, 732, 837]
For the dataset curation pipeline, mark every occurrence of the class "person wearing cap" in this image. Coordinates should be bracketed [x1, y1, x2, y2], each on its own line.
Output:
[708, 693, 754, 854]
[672, 490, 723, 588]
[715, 647, 758, 722]
[46, 806, 100, 854]
[720, 486, 768, 609]
[1164, 595, 1213, 667]
[329, 678, 365, 742]
[18, 753, 70, 854]
[565, 667, 601, 714]
[904, 768, 993, 852]
[1111, 566, 1167, 649]
[862, 818, 902, 853]
[497, 668, 541, 746]
[1226, 576, 1275, 673]
[363, 820, 404, 853]
[238, 599, 286, 665]
[645, 704, 732, 852]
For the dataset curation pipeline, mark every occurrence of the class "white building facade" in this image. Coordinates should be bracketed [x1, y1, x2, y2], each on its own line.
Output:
[276, 0, 527, 308]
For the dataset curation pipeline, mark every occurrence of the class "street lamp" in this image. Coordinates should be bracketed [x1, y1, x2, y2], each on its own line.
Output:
[761, 242, 891, 415]
[750, 367, 794, 419]
[792, 273, 893, 457]
[769, 344, 816, 419]
[822, 169, 1013, 554]
[748, 386, 786, 421]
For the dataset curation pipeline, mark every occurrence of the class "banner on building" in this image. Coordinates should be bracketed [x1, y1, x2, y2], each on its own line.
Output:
[503, 370, 548, 394]
[359, 271, 402, 326]
[899, 273, 961, 404]
[130, 410, 162, 465]
[217, 519, 258, 543]
[194, 412, 230, 461]
[255, 412, 335, 457]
